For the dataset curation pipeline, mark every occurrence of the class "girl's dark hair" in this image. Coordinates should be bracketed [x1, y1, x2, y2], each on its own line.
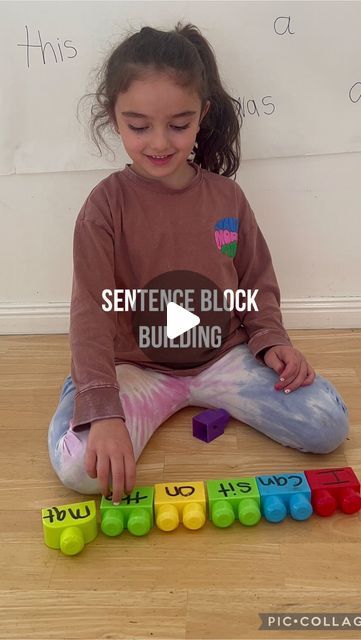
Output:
[78, 22, 242, 178]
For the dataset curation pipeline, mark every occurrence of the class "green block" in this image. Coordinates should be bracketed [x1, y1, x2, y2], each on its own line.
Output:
[41, 500, 98, 555]
[100, 486, 154, 537]
[206, 477, 261, 527]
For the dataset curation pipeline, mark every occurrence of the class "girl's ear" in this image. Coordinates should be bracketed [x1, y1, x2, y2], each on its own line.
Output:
[200, 100, 210, 123]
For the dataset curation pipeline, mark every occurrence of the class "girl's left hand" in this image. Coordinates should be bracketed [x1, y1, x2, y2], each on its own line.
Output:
[263, 345, 315, 394]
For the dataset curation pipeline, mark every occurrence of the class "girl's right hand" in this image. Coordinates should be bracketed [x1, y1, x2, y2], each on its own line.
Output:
[84, 417, 136, 504]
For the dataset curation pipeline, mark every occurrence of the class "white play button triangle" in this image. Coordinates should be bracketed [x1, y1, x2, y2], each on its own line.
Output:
[166, 302, 200, 339]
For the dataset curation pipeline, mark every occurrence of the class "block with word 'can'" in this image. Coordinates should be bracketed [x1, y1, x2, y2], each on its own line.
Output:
[41, 500, 98, 555]
[100, 486, 154, 537]
[154, 481, 206, 531]
[256, 472, 313, 523]
[206, 477, 261, 527]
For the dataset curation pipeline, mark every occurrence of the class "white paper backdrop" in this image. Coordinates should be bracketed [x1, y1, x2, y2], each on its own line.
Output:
[1, 0, 361, 175]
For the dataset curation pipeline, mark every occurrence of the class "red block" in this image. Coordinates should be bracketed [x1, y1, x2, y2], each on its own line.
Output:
[304, 466, 361, 516]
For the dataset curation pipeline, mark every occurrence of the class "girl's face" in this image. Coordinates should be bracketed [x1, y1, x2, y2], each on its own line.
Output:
[113, 72, 210, 186]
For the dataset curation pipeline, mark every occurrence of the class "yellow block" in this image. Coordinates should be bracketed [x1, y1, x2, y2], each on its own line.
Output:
[154, 481, 206, 531]
[41, 500, 98, 555]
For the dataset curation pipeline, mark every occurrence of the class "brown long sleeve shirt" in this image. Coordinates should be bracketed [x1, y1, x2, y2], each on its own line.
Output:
[70, 161, 292, 429]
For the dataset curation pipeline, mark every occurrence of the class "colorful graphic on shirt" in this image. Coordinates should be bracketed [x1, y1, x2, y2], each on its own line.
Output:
[214, 217, 239, 258]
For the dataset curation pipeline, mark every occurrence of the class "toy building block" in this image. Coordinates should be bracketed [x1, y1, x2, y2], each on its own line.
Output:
[256, 472, 313, 523]
[206, 477, 261, 527]
[41, 500, 98, 555]
[304, 466, 361, 516]
[100, 486, 154, 536]
[192, 408, 230, 443]
[154, 481, 206, 531]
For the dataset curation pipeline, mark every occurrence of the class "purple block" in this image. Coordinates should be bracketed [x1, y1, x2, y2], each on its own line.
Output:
[192, 408, 230, 443]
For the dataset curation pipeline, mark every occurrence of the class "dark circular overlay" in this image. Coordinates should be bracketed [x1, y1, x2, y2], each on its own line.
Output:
[131, 270, 231, 367]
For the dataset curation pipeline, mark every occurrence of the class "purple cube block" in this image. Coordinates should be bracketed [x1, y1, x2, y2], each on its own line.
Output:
[192, 408, 230, 443]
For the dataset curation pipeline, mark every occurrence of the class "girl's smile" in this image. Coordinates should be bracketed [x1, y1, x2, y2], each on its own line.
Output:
[145, 153, 176, 165]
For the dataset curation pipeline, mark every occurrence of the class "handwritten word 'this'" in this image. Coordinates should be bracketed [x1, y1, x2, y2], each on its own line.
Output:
[17, 26, 78, 68]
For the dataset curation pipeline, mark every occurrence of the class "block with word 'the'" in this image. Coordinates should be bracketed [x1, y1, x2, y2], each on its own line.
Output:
[100, 486, 154, 536]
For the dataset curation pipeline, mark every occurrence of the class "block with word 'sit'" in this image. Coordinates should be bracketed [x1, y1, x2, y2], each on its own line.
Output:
[206, 477, 261, 527]
[154, 481, 206, 531]
[100, 486, 154, 537]
[41, 500, 98, 555]
[304, 466, 361, 516]
[256, 472, 313, 523]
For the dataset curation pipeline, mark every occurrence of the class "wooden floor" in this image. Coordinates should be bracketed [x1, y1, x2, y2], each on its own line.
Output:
[1, 330, 361, 640]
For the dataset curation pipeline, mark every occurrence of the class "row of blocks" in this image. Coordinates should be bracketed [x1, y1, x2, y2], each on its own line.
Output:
[42, 466, 361, 555]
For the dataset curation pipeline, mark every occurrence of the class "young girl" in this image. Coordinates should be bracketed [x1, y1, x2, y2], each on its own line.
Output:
[48, 22, 349, 505]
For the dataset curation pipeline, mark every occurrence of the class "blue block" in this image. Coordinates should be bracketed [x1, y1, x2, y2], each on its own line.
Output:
[256, 472, 313, 523]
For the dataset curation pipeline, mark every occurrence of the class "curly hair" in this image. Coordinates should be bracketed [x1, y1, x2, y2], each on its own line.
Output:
[77, 22, 242, 178]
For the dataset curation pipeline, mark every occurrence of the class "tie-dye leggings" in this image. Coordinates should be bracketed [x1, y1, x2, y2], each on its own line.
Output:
[47, 344, 349, 495]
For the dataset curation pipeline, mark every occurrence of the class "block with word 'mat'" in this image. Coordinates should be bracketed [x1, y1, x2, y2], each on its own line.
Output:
[206, 477, 261, 527]
[256, 472, 313, 523]
[41, 500, 98, 555]
[100, 486, 154, 537]
[154, 481, 206, 531]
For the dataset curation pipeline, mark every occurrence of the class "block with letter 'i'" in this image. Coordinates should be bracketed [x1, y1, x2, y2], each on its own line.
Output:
[304, 467, 361, 516]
